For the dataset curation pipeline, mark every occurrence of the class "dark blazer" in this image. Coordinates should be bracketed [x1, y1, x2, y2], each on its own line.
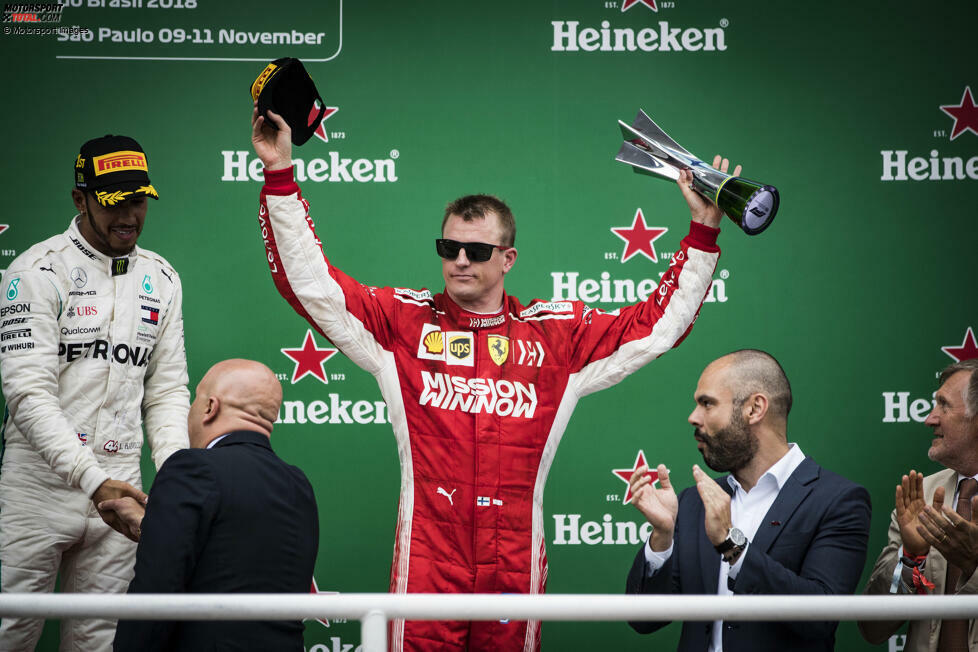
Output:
[114, 430, 319, 652]
[625, 456, 871, 652]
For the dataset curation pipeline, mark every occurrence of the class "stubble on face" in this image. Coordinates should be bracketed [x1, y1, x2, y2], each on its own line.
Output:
[78, 194, 147, 257]
[441, 213, 509, 312]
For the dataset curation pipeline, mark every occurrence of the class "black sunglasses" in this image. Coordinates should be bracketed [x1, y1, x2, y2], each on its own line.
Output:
[435, 239, 506, 263]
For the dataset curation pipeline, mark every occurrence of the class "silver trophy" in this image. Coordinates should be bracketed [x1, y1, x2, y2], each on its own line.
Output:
[615, 110, 779, 235]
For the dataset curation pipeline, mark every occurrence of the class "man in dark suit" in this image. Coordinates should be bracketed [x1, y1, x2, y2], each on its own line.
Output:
[102, 359, 319, 652]
[624, 349, 871, 651]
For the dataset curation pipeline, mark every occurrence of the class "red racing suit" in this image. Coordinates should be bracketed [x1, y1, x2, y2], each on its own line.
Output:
[258, 167, 720, 651]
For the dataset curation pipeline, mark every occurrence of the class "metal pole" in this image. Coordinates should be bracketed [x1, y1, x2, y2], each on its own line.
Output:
[361, 609, 387, 652]
[2, 593, 978, 622]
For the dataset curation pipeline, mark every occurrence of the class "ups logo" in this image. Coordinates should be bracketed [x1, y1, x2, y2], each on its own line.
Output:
[448, 336, 472, 359]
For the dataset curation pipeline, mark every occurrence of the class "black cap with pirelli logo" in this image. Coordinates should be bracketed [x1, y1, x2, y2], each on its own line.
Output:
[74, 135, 160, 207]
[251, 57, 327, 147]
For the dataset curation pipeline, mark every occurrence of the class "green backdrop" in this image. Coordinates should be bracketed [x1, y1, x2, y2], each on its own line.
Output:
[1, 0, 976, 649]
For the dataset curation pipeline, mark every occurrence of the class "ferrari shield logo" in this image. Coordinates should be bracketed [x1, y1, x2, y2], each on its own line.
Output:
[488, 335, 509, 366]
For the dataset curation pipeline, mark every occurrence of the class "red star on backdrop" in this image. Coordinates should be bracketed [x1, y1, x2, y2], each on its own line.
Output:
[281, 329, 338, 384]
[611, 209, 668, 263]
[612, 450, 659, 505]
[308, 577, 339, 628]
[941, 326, 978, 362]
[308, 103, 339, 143]
[940, 86, 978, 141]
[0, 225, 8, 236]
[621, 0, 658, 11]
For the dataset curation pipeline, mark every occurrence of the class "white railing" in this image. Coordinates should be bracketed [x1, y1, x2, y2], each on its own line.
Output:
[3, 593, 977, 651]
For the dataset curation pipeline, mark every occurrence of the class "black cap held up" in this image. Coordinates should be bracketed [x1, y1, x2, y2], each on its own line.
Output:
[75, 135, 159, 207]
[251, 57, 327, 147]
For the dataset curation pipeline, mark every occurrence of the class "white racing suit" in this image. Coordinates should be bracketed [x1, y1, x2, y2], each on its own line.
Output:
[0, 217, 189, 651]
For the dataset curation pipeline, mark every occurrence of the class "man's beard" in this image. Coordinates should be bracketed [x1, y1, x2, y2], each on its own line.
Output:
[694, 409, 758, 473]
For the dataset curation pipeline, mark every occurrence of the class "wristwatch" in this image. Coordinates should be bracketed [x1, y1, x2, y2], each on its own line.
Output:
[714, 527, 747, 561]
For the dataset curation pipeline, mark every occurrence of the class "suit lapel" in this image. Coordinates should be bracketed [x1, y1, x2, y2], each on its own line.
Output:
[928, 470, 959, 588]
[751, 457, 818, 552]
[697, 478, 734, 593]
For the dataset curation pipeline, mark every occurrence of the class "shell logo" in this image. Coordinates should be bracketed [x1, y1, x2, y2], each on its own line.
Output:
[424, 330, 444, 354]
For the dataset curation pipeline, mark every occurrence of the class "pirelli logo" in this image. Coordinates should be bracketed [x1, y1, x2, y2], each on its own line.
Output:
[93, 151, 148, 176]
[250, 63, 281, 101]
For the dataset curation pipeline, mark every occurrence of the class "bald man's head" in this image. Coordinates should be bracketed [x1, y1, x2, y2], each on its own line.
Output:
[188, 359, 283, 448]
[711, 349, 793, 422]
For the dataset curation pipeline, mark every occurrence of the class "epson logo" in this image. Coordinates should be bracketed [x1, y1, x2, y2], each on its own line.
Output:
[419, 371, 537, 419]
[0, 303, 30, 317]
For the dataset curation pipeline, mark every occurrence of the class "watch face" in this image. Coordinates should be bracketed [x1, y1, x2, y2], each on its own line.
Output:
[729, 528, 747, 547]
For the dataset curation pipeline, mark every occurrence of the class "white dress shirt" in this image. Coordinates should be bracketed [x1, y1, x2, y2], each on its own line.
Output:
[206, 433, 231, 449]
[643, 443, 806, 652]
